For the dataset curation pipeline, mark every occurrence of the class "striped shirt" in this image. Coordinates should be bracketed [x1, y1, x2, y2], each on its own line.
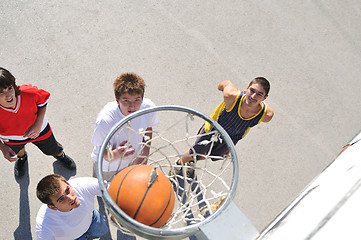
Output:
[0, 84, 52, 145]
[205, 91, 266, 144]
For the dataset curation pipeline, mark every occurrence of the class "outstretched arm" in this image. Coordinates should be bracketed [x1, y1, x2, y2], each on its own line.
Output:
[262, 102, 274, 123]
[217, 80, 240, 110]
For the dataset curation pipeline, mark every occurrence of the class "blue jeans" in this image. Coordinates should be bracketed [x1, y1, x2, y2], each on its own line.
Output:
[76, 209, 109, 240]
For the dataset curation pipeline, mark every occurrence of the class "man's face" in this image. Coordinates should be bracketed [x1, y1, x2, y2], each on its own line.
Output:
[245, 83, 267, 106]
[0, 85, 16, 109]
[116, 93, 143, 116]
[48, 181, 80, 212]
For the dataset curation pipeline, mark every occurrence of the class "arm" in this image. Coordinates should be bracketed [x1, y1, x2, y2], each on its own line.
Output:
[262, 102, 274, 123]
[24, 106, 46, 139]
[217, 80, 240, 110]
[91, 116, 135, 162]
[142, 127, 153, 157]
[134, 127, 153, 165]
[81, 177, 103, 197]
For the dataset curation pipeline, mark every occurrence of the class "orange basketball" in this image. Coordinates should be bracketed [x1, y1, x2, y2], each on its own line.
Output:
[108, 165, 175, 228]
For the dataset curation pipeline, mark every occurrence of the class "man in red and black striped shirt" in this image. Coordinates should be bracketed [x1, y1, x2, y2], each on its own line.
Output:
[0, 67, 76, 178]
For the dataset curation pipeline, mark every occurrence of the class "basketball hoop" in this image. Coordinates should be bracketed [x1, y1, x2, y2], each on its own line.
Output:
[96, 105, 240, 239]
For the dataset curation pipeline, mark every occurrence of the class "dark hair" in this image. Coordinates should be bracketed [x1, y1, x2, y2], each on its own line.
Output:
[248, 77, 270, 96]
[0, 67, 21, 96]
[113, 73, 145, 100]
[36, 174, 68, 205]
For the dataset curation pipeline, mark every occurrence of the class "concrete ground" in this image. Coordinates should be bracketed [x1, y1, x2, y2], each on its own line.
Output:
[1, 1, 361, 239]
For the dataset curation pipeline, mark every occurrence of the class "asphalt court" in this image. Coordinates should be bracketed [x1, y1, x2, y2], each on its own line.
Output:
[1, 1, 361, 239]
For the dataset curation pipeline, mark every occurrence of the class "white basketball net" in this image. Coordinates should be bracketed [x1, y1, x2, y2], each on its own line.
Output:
[97, 106, 238, 239]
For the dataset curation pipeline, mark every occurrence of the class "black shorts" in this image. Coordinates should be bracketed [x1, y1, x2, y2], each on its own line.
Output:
[189, 127, 230, 161]
[7, 133, 63, 156]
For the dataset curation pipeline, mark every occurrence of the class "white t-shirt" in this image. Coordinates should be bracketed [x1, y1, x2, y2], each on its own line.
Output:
[91, 98, 159, 172]
[36, 177, 102, 240]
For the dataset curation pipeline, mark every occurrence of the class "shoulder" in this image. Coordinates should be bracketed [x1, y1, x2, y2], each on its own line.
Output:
[69, 177, 100, 196]
[100, 101, 118, 113]
[139, 98, 159, 125]
[218, 81, 240, 107]
[19, 84, 37, 91]
[19, 84, 50, 102]
[36, 204, 49, 220]
[69, 177, 98, 188]
[36, 205, 56, 231]
[96, 101, 119, 122]
[224, 90, 241, 110]
[92, 102, 121, 142]
[36, 206, 57, 240]
[20, 84, 49, 94]
[262, 102, 274, 123]
[141, 98, 156, 109]
[19, 85, 36, 96]
[218, 81, 239, 97]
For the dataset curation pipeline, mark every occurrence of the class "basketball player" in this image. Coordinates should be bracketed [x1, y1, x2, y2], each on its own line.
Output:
[91, 72, 159, 181]
[0, 67, 76, 178]
[91, 73, 159, 240]
[175, 77, 274, 176]
[36, 174, 108, 239]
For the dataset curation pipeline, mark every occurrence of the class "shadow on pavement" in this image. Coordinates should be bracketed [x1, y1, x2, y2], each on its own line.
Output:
[53, 161, 77, 180]
[14, 160, 32, 240]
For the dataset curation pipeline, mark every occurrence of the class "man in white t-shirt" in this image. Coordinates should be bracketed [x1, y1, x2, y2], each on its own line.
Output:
[35, 174, 108, 240]
[91, 73, 159, 181]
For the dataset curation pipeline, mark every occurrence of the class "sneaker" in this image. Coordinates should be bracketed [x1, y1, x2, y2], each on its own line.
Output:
[171, 159, 182, 176]
[14, 153, 28, 178]
[170, 159, 195, 179]
[185, 161, 195, 179]
[55, 153, 76, 170]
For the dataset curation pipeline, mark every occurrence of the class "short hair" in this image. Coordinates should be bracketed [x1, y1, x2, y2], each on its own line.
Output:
[113, 73, 145, 100]
[36, 174, 68, 205]
[0, 67, 21, 96]
[248, 77, 270, 96]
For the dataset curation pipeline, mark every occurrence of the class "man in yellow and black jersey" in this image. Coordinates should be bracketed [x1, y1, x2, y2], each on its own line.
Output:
[178, 77, 274, 167]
